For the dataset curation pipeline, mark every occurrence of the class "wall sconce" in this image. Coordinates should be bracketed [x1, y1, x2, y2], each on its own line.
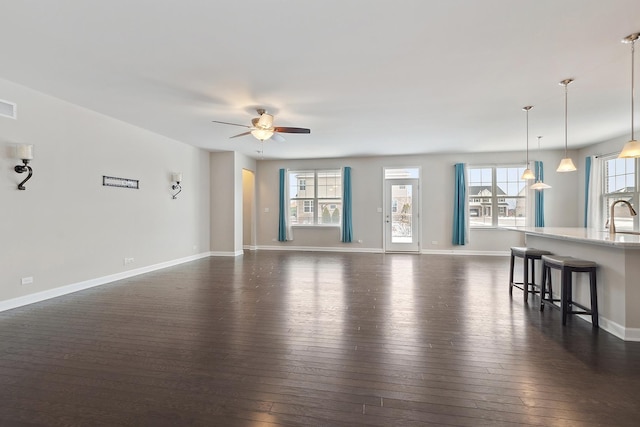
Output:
[171, 172, 182, 199]
[14, 144, 34, 190]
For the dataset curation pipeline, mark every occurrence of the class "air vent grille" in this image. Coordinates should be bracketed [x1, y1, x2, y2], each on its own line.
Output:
[0, 99, 17, 119]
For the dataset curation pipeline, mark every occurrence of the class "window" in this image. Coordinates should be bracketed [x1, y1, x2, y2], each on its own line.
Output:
[289, 169, 342, 225]
[602, 156, 639, 231]
[303, 200, 314, 213]
[468, 166, 527, 227]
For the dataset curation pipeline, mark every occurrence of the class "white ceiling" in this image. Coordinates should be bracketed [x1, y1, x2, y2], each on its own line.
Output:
[2, 1, 640, 160]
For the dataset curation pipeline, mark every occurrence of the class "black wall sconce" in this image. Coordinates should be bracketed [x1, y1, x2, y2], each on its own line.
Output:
[14, 144, 34, 190]
[171, 172, 182, 199]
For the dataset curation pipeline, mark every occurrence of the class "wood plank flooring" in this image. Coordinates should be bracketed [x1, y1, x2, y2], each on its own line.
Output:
[1, 251, 640, 426]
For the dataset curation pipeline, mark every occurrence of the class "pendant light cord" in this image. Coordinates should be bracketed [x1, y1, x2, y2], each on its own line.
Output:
[632, 37, 635, 141]
[564, 83, 569, 157]
[525, 107, 530, 165]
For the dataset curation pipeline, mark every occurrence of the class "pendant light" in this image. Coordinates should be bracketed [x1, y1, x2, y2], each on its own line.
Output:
[619, 32, 640, 158]
[521, 106, 536, 180]
[531, 136, 552, 190]
[557, 78, 577, 172]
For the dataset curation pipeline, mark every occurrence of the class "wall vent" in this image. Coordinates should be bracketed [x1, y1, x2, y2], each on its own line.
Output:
[0, 99, 17, 119]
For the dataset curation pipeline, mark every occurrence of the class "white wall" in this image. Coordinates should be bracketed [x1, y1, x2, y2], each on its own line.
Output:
[254, 148, 580, 253]
[0, 77, 210, 304]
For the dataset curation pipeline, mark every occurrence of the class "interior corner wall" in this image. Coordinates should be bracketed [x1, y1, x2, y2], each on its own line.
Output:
[209, 151, 256, 254]
[0, 77, 211, 304]
[235, 153, 256, 251]
[210, 152, 236, 253]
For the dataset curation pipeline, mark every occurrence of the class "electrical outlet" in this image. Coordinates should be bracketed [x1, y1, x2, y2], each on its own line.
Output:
[358, 239, 363, 243]
[431, 241, 438, 245]
[21, 276, 33, 285]
[123, 257, 135, 265]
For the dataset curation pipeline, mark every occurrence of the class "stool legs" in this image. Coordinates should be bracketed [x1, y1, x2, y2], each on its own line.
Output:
[523, 256, 529, 302]
[561, 268, 571, 325]
[540, 259, 599, 329]
[509, 253, 515, 296]
[590, 270, 599, 328]
[540, 264, 549, 311]
[509, 254, 542, 303]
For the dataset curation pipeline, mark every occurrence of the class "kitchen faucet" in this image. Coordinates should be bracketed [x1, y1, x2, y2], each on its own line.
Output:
[609, 200, 638, 234]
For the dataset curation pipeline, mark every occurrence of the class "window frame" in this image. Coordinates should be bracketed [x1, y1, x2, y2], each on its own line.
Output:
[601, 155, 639, 232]
[288, 168, 342, 227]
[467, 165, 528, 229]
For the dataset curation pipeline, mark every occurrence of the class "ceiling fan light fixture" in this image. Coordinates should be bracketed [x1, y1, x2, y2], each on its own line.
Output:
[619, 32, 640, 158]
[251, 128, 274, 141]
[257, 113, 274, 129]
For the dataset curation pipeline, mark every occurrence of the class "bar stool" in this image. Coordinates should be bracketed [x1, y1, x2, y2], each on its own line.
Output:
[509, 247, 552, 302]
[540, 254, 598, 328]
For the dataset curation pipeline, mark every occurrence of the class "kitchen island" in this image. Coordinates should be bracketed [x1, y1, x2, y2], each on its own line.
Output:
[505, 227, 640, 341]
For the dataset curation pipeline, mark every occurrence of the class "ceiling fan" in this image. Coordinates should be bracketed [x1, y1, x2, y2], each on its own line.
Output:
[212, 108, 311, 142]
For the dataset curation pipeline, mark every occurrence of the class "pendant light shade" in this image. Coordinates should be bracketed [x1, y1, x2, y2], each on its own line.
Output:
[521, 169, 536, 180]
[557, 157, 577, 172]
[530, 180, 552, 190]
[521, 106, 536, 180]
[557, 78, 577, 172]
[531, 136, 551, 190]
[619, 33, 640, 158]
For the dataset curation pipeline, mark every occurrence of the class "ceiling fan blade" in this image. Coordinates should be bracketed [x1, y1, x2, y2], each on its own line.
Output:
[212, 120, 251, 129]
[229, 131, 252, 139]
[273, 127, 311, 134]
[271, 133, 286, 143]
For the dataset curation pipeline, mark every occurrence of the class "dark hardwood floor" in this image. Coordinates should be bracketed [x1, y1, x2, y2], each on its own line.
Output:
[1, 251, 640, 426]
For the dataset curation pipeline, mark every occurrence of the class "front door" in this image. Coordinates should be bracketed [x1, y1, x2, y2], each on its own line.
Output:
[384, 179, 419, 252]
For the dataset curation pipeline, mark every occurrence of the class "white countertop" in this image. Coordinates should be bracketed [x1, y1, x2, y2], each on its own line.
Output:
[502, 226, 640, 248]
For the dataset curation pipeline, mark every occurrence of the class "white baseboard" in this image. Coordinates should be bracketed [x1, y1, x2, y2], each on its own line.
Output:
[210, 250, 244, 257]
[0, 252, 213, 314]
[421, 249, 510, 256]
[257, 245, 384, 253]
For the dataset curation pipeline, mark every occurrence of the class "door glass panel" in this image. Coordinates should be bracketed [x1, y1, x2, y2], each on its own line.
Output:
[391, 184, 413, 243]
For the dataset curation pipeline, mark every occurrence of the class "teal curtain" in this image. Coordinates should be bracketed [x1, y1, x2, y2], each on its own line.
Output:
[584, 156, 591, 227]
[341, 167, 353, 242]
[278, 168, 287, 241]
[452, 163, 467, 245]
[534, 161, 545, 227]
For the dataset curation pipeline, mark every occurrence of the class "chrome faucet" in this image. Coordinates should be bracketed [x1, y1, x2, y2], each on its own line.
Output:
[609, 200, 638, 234]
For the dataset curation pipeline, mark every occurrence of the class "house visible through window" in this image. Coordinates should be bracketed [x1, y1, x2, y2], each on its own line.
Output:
[289, 169, 342, 225]
[468, 166, 527, 227]
[602, 156, 639, 231]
